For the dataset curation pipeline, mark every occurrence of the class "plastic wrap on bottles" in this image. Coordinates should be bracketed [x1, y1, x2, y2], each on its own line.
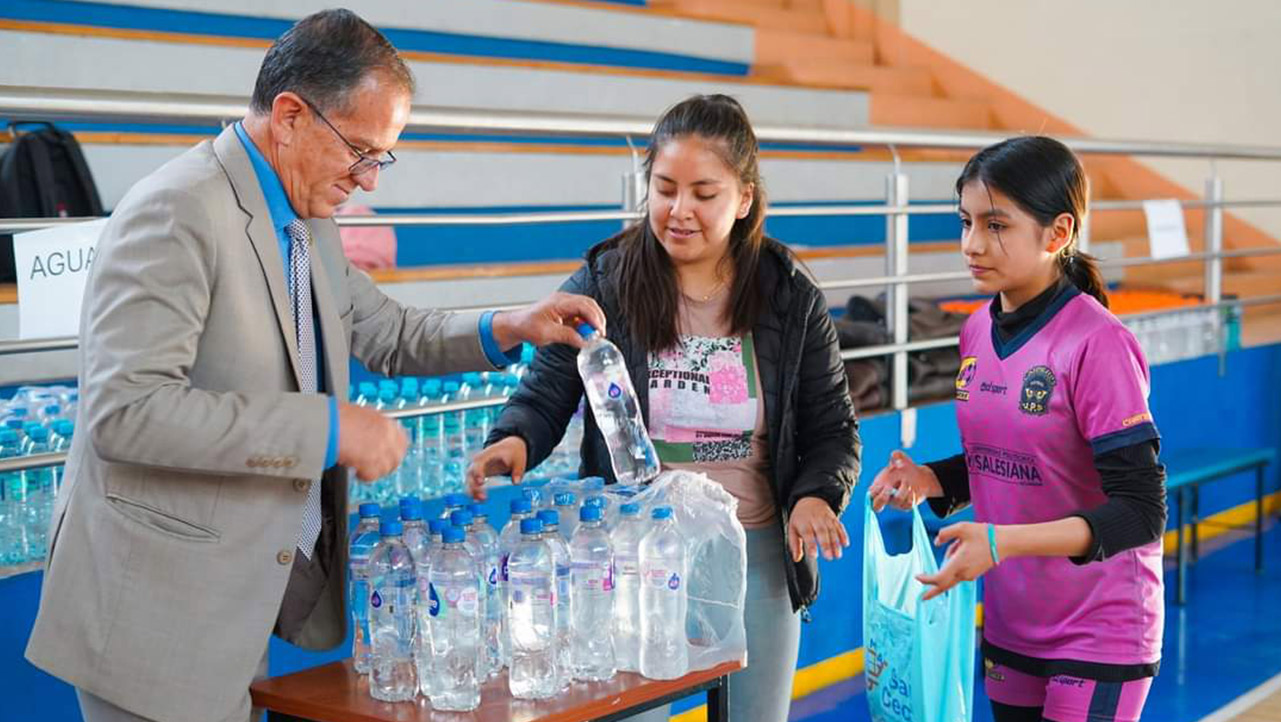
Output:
[601, 469, 747, 672]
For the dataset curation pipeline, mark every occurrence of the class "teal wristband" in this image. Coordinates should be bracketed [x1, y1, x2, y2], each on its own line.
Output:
[987, 523, 1000, 565]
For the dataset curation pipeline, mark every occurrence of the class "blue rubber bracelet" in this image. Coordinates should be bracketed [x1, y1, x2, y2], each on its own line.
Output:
[987, 523, 1000, 565]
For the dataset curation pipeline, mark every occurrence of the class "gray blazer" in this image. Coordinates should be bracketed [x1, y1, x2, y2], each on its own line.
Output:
[25, 126, 495, 722]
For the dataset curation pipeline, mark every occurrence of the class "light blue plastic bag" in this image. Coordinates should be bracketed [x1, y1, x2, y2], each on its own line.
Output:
[863, 497, 976, 722]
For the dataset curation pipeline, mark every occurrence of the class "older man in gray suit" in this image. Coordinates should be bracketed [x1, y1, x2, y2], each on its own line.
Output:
[24, 10, 604, 722]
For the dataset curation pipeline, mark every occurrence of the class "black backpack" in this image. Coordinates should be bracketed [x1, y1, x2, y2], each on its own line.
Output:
[0, 122, 104, 282]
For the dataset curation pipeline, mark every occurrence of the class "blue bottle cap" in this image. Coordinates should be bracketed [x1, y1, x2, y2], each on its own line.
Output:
[537, 510, 559, 528]
[423, 379, 443, 396]
[467, 503, 488, 519]
[510, 499, 533, 515]
[379, 389, 397, 403]
[358, 503, 381, 519]
[380, 520, 403, 537]
[520, 344, 536, 364]
[583, 496, 605, 509]
[579, 506, 603, 523]
[43, 404, 60, 415]
[520, 518, 545, 535]
[442, 526, 465, 544]
[620, 503, 641, 516]
[399, 498, 422, 521]
[0, 429, 18, 444]
[28, 426, 49, 442]
[428, 519, 449, 536]
[443, 381, 461, 395]
[554, 492, 577, 507]
[651, 506, 673, 521]
[450, 510, 475, 527]
[463, 372, 483, 386]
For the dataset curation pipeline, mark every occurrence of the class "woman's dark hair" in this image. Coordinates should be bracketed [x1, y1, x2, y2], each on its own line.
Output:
[955, 136, 1108, 308]
[617, 94, 768, 352]
[251, 9, 415, 116]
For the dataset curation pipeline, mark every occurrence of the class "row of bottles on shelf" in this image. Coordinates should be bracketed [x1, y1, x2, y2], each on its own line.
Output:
[0, 385, 79, 566]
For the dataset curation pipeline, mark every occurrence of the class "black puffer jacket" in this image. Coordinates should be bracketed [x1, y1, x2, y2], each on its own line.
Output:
[489, 234, 861, 612]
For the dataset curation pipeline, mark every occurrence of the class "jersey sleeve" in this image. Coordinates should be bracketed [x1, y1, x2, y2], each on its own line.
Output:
[1071, 323, 1160, 455]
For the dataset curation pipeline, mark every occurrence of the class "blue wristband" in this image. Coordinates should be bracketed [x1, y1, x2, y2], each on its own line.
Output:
[987, 523, 1000, 565]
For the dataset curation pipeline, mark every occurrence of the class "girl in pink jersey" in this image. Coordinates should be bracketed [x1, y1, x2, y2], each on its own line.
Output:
[868, 137, 1166, 722]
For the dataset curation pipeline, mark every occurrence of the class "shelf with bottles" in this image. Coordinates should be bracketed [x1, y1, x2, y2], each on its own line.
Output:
[0, 383, 78, 575]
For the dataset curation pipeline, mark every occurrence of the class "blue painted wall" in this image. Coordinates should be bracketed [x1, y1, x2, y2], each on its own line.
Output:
[3, 344, 1279, 720]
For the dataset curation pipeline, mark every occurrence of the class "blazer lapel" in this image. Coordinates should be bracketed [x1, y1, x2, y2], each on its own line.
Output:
[212, 126, 304, 388]
[307, 220, 349, 400]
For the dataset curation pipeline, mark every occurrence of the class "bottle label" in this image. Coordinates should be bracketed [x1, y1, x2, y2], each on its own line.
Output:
[574, 560, 614, 593]
[500, 553, 510, 582]
[443, 584, 479, 616]
[644, 568, 681, 591]
[427, 583, 442, 618]
[616, 554, 639, 576]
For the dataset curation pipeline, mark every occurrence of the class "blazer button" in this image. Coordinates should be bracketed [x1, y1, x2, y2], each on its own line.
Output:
[293, 479, 310, 493]
[277, 550, 294, 566]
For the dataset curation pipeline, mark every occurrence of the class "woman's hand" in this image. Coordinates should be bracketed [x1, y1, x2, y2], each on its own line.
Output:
[867, 450, 944, 512]
[917, 522, 998, 601]
[465, 436, 528, 501]
[788, 497, 850, 562]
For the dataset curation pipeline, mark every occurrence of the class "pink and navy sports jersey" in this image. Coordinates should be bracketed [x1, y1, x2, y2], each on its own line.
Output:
[955, 286, 1163, 667]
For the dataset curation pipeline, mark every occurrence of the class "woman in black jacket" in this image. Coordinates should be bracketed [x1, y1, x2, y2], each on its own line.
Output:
[467, 95, 860, 722]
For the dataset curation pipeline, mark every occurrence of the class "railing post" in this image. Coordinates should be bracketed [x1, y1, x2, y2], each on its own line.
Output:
[886, 170, 914, 444]
[622, 136, 645, 230]
[1204, 175, 1226, 372]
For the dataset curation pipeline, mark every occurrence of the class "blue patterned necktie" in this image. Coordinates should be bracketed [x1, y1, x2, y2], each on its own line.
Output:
[286, 219, 322, 560]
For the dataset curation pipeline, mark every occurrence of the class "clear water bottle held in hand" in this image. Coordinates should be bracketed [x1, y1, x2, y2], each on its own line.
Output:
[507, 518, 559, 700]
[428, 526, 482, 712]
[611, 503, 646, 673]
[639, 506, 688, 681]
[368, 521, 418, 702]
[569, 505, 616, 682]
[349, 504, 382, 674]
[575, 324, 660, 485]
[537, 510, 574, 690]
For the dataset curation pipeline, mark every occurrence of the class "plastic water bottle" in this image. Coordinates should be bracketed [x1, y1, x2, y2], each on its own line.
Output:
[399, 498, 429, 563]
[507, 518, 558, 700]
[574, 324, 660, 485]
[461, 372, 489, 451]
[498, 499, 535, 667]
[537, 510, 573, 689]
[442, 415, 466, 494]
[348, 503, 382, 674]
[368, 520, 418, 702]
[611, 503, 645, 673]
[639, 506, 688, 680]
[468, 503, 503, 677]
[416, 519, 448, 697]
[418, 379, 445, 498]
[554, 492, 579, 543]
[569, 505, 616, 681]
[0, 430, 27, 565]
[23, 426, 55, 559]
[428, 525, 482, 712]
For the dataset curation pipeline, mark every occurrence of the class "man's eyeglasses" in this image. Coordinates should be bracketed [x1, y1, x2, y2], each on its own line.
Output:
[298, 95, 396, 177]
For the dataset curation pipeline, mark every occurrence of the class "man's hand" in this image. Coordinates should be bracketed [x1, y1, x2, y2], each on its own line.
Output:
[336, 402, 408, 482]
[491, 292, 607, 351]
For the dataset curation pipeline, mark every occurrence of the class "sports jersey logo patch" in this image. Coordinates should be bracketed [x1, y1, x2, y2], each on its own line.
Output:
[955, 356, 978, 401]
[1019, 365, 1056, 416]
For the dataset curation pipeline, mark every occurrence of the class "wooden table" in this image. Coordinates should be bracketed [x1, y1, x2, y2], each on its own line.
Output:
[251, 659, 741, 722]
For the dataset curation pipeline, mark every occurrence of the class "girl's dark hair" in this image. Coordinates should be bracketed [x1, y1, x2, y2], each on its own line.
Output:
[955, 136, 1108, 308]
[617, 94, 767, 352]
